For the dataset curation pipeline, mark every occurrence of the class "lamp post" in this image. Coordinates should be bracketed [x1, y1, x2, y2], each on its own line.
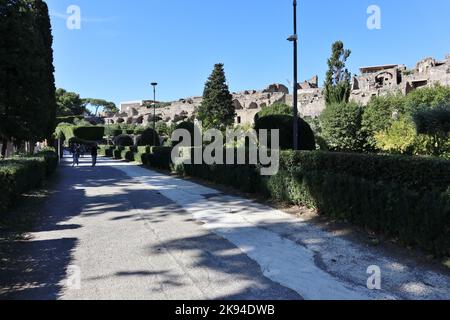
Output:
[287, 0, 299, 150]
[151, 82, 158, 146]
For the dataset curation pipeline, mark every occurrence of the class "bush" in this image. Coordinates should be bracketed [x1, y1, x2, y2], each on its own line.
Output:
[361, 94, 406, 151]
[72, 126, 105, 141]
[254, 115, 316, 150]
[120, 147, 135, 162]
[404, 84, 450, 113]
[104, 125, 123, 137]
[262, 151, 450, 256]
[136, 128, 160, 146]
[99, 145, 115, 157]
[114, 134, 134, 147]
[255, 103, 293, 120]
[158, 148, 450, 256]
[320, 101, 366, 152]
[145, 147, 173, 170]
[0, 151, 58, 214]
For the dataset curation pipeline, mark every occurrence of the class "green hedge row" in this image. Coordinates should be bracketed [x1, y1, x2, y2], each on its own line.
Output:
[100, 143, 450, 256]
[0, 151, 59, 215]
[146, 148, 450, 257]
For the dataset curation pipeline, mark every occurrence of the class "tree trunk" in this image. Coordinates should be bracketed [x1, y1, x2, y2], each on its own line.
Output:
[1, 138, 8, 159]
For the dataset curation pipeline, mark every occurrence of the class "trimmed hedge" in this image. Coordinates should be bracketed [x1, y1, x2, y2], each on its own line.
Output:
[145, 147, 173, 170]
[0, 151, 58, 214]
[114, 134, 134, 147]
[255, 115, 316, 151]
[72, 126, 105, 141]
[145, 148, 450, 257]
[136, 128, 160, 147]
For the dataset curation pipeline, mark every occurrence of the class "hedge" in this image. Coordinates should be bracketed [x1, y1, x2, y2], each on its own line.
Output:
[136, 128, 160, 147]
[72, 126, 105, 141]
[255, 115, 316, 151]
[145, 148, 450, 257]
[114, 134, 134, 147]
[0, 151, 59, 215]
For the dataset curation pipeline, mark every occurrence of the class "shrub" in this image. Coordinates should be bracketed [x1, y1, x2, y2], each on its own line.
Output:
[136, 128, 160, 146]
[72, 126, 105, 141]
[262, 151, 450, 256]
[121, 147, 135, 162]
[114, 134, 134, 147]
[145, 147, 173, 170]
[104, 125, 123, 137]
[254, 115, 316, 150]
[255, 103, 293, 120]
[320, 101, 366, 152]
[361, 94, 406, 151]
[0, 151, 58, 214]
[404, 84, 450, 113]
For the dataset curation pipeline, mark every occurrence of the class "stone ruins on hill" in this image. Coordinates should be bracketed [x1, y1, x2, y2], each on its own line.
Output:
[103, 55, 450, 126]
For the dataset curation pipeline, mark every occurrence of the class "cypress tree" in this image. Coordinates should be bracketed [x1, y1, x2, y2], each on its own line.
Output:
[324, 41, 352, 105]
[196, 64, 236, 130]
[0, 0, 56, 157]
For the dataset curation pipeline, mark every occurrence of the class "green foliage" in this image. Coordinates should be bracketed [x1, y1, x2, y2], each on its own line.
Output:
[0, 150, 58, 214]
[55, 124, 104, 145]
[0, 0, 56, 154]
[255, 103, 293, 120]
[144, 147, 173, 170]
[55, 88, 85, 117]
[72, 126, 105, 141]
[361, 94, 406, 151]
[196, 64, 236, 130]
[254, 115, 316, 150]
[375, 116, 449, 157]
[268, 151, 450, 257]
[114, 134, 134, 147]
[84, 98, 117, 116]
[104, 124, 123, 137]
[320, 102, 366, 152]
[136, 128, 160, 147]
[56, 116, 84, 125]
[324, 41, 352, 105]
[155, 121, 175, 137]
[404, 85, 450, 113]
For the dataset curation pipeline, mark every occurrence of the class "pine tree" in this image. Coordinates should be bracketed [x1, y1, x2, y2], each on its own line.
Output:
[324, 41, 352, 105]
[196, 64, 236, 130]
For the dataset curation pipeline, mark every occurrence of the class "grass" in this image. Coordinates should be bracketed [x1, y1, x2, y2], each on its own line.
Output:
[444, 259, 450, 269]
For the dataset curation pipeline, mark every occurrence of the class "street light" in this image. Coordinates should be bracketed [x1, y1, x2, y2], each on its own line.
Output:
[151, 82, 158, 146]
[287, 0, 299, 150]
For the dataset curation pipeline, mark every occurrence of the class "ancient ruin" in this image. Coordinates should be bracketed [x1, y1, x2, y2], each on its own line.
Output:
[103, 55, 450, 126]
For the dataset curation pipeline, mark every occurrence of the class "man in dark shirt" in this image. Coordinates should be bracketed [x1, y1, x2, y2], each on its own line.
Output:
[91, 144, 99, 167]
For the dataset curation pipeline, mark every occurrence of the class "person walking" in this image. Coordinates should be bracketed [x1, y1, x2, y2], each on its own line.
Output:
[72, 144, 81, 167]
[91, 144, 99, 167]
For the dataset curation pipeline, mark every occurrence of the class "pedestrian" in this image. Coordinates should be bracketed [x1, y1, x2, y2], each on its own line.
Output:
[73, 144, 81, 167]
[91, 144, 99, 167]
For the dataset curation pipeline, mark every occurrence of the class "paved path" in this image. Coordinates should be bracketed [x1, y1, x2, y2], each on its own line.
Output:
[1, 156, 450, 300]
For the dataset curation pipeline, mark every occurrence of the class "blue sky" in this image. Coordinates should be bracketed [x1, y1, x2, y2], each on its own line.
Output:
[46, 0, 450, 106]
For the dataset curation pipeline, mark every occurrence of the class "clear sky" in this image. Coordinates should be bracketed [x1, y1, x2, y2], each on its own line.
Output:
[46, 0, 450, 106]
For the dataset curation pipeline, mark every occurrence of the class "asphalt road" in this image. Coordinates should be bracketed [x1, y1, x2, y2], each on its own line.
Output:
[1, 156, 449, 300]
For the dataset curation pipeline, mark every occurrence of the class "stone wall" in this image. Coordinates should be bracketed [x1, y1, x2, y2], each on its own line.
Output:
[104, 54, 450, 126]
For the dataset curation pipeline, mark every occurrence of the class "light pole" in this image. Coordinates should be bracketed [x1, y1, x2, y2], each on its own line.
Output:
[287, 0, 299, 150]
[151, 82, 158, 146]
